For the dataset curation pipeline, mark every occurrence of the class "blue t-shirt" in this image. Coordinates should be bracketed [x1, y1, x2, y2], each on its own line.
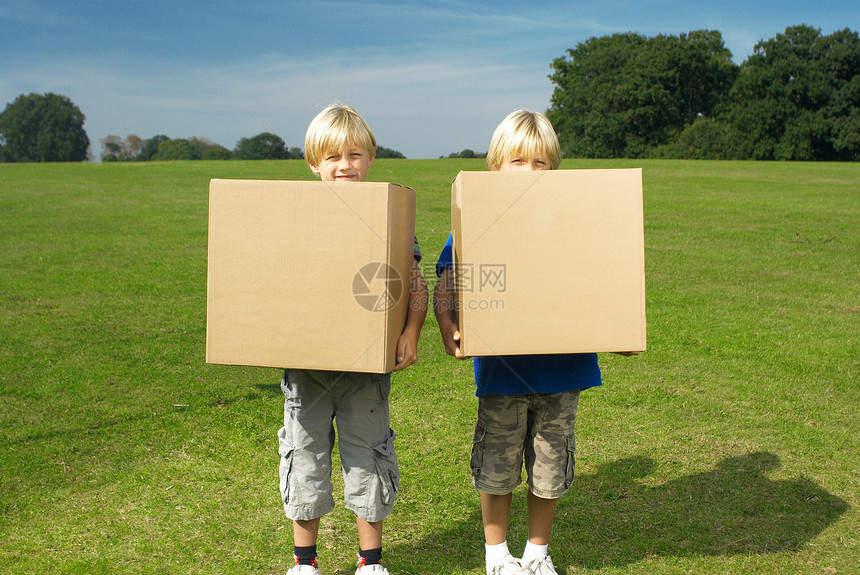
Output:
[435, 233, 601, 397]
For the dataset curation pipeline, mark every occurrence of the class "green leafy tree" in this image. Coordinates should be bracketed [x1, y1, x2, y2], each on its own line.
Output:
[154, 139, 200, 161]
[202, 145, 232, 160]
[549, 33, 645, 158]
[445, 149, 486, 159]
[376, 145, 406, 159]
[654, 117, 741, 160]
[0, 92, 90, 162]
[452, 149, 476, 159]
[140, 135, 170, 161]
[188, 137, 231, 160]
[726, 25, 860, 160]
[548, 31, 737, 158]
[233, 132, 288, 159]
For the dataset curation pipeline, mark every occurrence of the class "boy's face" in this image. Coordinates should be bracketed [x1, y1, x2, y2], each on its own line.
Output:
[498, 153, 551, 172]
[310, 142, 374, 182]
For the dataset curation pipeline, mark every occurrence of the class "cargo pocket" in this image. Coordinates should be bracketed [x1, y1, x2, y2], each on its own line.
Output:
[372, 428, 399, 506]
[279, 369, 290, 396]
[564, 431, 577, 489]
[277, 426, 295, 506]
[372, 373, 391, 402]
[469, 422, 487, 480]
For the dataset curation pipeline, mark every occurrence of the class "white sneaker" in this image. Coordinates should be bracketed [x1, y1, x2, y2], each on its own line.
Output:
[355, 563, 389, 575]
[286, 563, 320, 575]
[523, 554, 558, 575]
[488, 554, 529, 575]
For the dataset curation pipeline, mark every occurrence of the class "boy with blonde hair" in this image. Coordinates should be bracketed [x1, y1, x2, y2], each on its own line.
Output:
[434, 110, 633, 575]
[279, 105, 428, 575]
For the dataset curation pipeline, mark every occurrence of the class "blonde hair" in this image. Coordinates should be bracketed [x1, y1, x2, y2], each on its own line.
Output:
[486, 110, 561, 170]
[304, 105, 377, 167]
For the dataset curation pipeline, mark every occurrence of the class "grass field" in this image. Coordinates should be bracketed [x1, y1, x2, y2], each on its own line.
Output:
[0, 158, 857, 575]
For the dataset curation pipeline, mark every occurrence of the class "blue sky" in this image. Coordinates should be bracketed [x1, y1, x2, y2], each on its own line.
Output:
[1, 1, 857, 160]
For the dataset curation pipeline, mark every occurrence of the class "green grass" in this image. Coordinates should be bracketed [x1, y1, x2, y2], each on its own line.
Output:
[1, 159, 857, 575]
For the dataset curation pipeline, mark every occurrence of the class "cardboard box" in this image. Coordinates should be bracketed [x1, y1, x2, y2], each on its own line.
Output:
[206, 179, 416, 373]
[451, 169, 645, 356]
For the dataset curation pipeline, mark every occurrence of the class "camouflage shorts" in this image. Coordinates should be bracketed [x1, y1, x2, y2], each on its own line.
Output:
[470, 390, 581, 499]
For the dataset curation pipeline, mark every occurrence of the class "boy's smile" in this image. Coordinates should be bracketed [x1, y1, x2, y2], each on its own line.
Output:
[311, 143, 374, 182]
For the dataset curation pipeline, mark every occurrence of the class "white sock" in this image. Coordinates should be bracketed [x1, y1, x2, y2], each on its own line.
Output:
[522, 541, 548, 562]
[486, 541, 512, 570]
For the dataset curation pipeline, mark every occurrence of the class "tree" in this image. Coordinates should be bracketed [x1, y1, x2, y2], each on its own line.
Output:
[0, 92, 90, 162]
[154, 139, 200, 161]
[124, 135, 145, 159]
[233, 132, 288, 159]
[188, 137, 231, 160]
[548, 33, 645, 158]
[548, 31, 737, 158]
[202, 145, 232, 160]
[726, 25, 860, 160]
[104, 134, 233, 161]
[101, 135, 123, 161]
[653, 117, 741, 160]
[376, 145, 405, 159]
[100, 134, 146, 161]
[140, 135, 170, 161]
[444, 149, 486, 159]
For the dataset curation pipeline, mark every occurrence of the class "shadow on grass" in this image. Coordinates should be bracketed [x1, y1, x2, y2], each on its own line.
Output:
[251, 382, 283, 396]
[391, 452, 849, 572]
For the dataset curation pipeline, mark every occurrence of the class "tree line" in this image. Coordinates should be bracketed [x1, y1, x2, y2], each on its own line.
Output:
[101, 133, 406, 161]
[0, 95, 405, 162]
[2, 24, 857, 163]
[548, 24, 859, 161]
[99, 133, 304, 162]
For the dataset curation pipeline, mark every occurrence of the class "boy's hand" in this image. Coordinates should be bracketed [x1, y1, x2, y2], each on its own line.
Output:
[433, 268, 466, 360]
[392, 329, 419, 371]
[441, 322, 466, 359]
[392, 259, 427, 372]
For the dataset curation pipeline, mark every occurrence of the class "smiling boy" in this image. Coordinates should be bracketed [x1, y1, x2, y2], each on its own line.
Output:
[279, 105, 428, 575]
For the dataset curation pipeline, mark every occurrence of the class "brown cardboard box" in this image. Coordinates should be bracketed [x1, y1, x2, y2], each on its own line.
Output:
[206, 179, 416, 373]
[451, 169, 645, 356]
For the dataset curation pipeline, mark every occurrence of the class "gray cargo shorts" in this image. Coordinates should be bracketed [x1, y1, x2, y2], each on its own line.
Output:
[470, 390, 581, 499]
[277, 368, 399, 523]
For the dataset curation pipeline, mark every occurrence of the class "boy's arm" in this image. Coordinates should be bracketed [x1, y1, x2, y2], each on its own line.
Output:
[392, 259, 428, 371]
[433, 267, 465, 359]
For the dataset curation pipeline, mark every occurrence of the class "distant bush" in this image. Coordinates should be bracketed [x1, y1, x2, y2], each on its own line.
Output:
[376, 146, 405, 159]
[444, 149, 486, 159]
[97, 132, 405, 163]
[652, 118, 742, 160]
